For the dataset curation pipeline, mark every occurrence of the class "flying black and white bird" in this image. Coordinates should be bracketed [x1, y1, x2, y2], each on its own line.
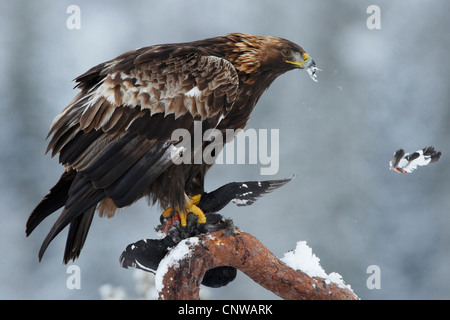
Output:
[390, 146, 441, 174]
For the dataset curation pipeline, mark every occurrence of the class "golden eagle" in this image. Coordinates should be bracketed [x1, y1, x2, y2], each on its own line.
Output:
[26, 33, 317, 263]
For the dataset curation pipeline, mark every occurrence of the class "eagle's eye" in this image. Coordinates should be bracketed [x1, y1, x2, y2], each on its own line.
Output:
[281, 49, 293, 57]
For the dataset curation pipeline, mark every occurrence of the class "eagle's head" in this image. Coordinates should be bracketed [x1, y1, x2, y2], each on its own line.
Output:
[224, 33, 318, 81]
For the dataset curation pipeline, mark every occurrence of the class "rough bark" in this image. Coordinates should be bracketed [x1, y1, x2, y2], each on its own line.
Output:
[156, 228, 358, 300]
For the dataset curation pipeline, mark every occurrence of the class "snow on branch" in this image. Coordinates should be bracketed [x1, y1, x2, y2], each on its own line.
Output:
[155, 228, 358, 300]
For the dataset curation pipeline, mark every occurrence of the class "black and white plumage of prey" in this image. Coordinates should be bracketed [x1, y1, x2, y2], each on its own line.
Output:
[198, 176, 293, 214]
[390, 146, 441, 174]
[120, 177, 292, 288]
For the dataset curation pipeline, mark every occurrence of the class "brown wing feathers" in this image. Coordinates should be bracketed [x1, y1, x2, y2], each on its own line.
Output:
[64, 206, 95, 263]
[38, 134, 178, 262]
[38, 177, 104, 262]
[102, 140, 175, 207]
[26, 170, 76, 236]
[27, 42, 240, 262]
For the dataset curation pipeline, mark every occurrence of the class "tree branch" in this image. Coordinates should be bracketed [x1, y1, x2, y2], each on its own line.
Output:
[155, 228, 358, 300]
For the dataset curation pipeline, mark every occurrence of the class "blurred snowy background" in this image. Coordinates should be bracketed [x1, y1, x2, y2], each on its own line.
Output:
[1, 0, 450, 300]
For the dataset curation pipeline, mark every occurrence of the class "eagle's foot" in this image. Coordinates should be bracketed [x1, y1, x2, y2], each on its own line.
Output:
[161, 194, 206, 227]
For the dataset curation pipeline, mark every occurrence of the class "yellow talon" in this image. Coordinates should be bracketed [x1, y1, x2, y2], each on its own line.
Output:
[162, 207, 173, 218]
[179, 211, 188, 227]
[187, 202, 206, 224]
[161, 194, 206, 227]
[189, 194, 201, 205]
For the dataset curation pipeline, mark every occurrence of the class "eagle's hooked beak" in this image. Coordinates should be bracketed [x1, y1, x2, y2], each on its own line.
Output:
[286, 52, 315, 69]
[286, 52, 319, 82]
